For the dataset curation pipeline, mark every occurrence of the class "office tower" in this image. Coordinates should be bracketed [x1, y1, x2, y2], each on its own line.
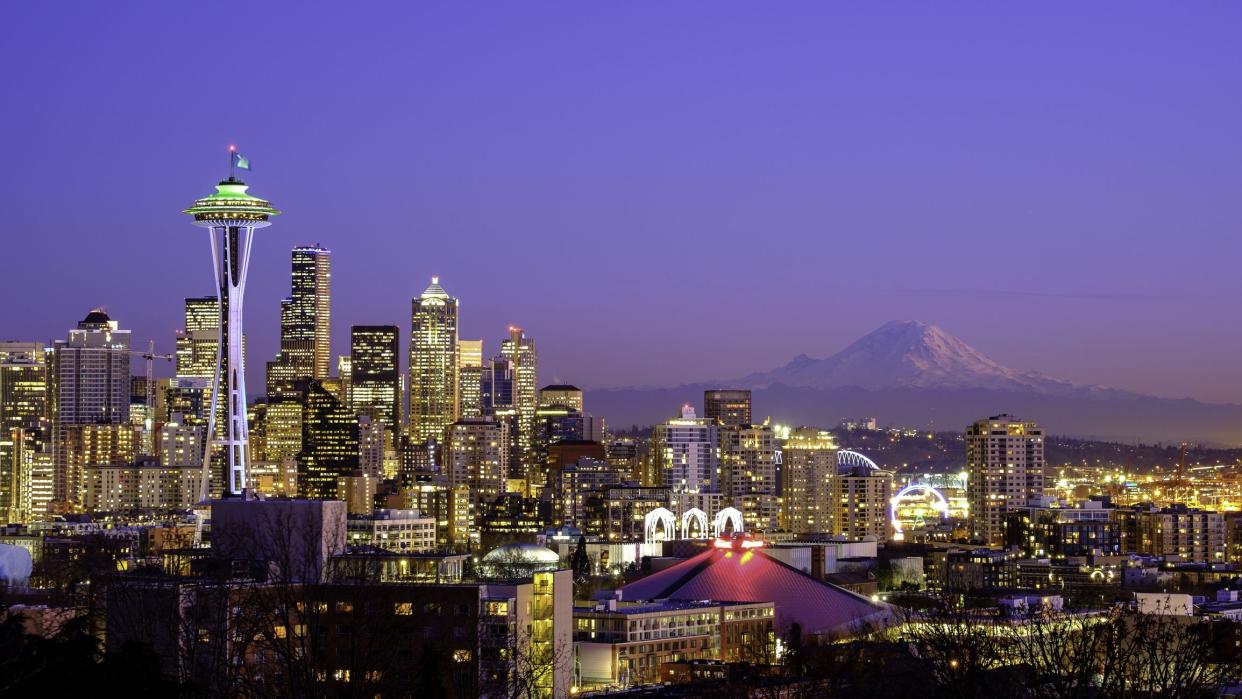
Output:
[481, 356, 513, 416]
[536, 404, 585, 445]
[652, 406, 719, 493]
[966, 414, 1045, 545]
[264, 400, 303, 462]
[297, 380, 360, 499]
[704, 389, 751, 428]
[349, 325, 400, 440]
[445, 418, 508, 543]
[457, 340, 484, 419]
[539, 384, 583, 412]
[0, 343, 48, 523]
[500, 327, 537, 465]
[720, 423, 778, 529]
[833, 465, 894, 542]
[779, 427, 837, 533]
[408, 277, 459, 444]
[185, 174, 280, 496]
[53, 310, 132, 508]
[282, 245, 332, 379]
[175, 296, 220, 379]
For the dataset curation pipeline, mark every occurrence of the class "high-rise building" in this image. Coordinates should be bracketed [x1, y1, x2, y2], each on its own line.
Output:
[500, 327, 537, 466]
[297, 380, 360, 499]
[833, 465, 894, 542]
[175, 296, 220, 379]
[349, 325, 400, 440]
[55, 310, 131, 425]
[652, 406, 719, 494]
[539, 384, 583, 412]
[481, 356, 513, 416]
[0, 342, 48, 523]
[158, 413, 204, 468]
[445, 418, 508, 544]
[60, 423, 140, 511]
[408, 278, 458, 444]
[966, 414, 1045, 545]
[283, 245, 332, 379]
[779, 427, 837, 533]
[457, 340, 484, 419]
[703, 389, 751, 429]
[720, 423, 778, 530]
[53, 310, 132, 508]
[185, 173, 280, 496]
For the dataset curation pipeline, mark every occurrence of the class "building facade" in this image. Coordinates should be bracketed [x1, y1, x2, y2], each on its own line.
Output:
[966, 414, 1045, 545]
[409, 278, 459, 445]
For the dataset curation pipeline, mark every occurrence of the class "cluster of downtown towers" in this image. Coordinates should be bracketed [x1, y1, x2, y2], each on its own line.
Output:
[0, 243, 570, 525]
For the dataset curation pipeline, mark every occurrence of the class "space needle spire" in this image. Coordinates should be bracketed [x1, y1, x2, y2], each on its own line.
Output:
[184, 148, 280, 499]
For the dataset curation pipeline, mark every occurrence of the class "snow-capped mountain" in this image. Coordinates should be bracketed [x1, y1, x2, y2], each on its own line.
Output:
[587, 320, 1242, 444]
[738, 320, 1093, 395]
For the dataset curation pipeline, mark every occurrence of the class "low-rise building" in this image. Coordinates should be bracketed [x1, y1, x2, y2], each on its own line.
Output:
[345, 508, 436, 553]
[574, 599, 776, 689]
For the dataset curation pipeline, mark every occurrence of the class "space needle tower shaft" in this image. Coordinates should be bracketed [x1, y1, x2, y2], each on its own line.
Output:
[184, 155, 280, 499]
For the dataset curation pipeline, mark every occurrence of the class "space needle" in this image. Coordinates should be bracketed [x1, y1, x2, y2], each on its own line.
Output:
[184, 148, 280, 499]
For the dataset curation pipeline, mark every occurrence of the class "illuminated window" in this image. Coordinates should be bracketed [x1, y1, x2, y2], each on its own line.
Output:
[453, 650, 472, 662]
[394, 602, 413, 615]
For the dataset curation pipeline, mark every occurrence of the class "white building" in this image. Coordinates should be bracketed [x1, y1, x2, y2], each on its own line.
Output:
[653, 406, 719, 493]
[346, 508, 436, 553]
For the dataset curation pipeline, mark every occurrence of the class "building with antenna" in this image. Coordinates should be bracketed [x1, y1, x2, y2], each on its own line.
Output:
[184, 164, 280, 496]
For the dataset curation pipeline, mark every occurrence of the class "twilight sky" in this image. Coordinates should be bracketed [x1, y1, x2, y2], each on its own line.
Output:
[3, 3, 1241, 401]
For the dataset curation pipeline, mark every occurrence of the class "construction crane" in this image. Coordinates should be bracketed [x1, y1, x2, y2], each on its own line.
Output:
[105, 342, 174, 453]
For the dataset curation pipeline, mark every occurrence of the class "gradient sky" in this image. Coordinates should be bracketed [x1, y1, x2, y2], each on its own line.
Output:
[3, 3, 1241, 401]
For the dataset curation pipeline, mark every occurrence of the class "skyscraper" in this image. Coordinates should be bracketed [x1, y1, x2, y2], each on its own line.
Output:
[778, 427, 837, 533]
[53, 310, 132, 508]
[833, 465, 894, 542]
[175, 296, 220, 379]
[500, 327, 537, 467]
[265, 245, 330, 399]
[297, 380, 360, 499]
[284, 245, 332, 379]
[457, 340, 484, 419]
[55, 310, 131, 425]
[0, 343, 48, 523]
[720, 423, 778, 530]
[349, 325, 400, 440]
[408, 277, 458, 445]
[967, 414, 1045, 545]
[652, 406, 719, 494]
[445, 417, 508, 543]
[704, 389, 751, 429]
[184, 172, 280, 496]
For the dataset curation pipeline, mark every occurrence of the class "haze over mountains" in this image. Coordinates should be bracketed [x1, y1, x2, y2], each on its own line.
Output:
[587, 321, 1242, 446]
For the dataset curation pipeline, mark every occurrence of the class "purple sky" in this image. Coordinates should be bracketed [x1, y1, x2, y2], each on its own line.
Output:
[3, 3, 1242, 401]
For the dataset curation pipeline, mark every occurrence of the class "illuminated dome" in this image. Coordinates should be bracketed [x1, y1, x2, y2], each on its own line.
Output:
[479, 542, 561, 578]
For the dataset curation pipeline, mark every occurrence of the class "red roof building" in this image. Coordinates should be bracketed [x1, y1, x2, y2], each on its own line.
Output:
[613, 541, 892, 638]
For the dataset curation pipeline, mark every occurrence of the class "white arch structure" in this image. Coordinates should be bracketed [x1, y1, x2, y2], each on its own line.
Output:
[889, 483, 949, 541]
[644, 507, 676, 544]
[680, 508, 709, 539]
[837, 450, 880, 472]
[712, 507, 744, 538]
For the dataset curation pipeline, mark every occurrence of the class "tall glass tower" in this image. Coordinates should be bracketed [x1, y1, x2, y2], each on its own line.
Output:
[185, 175, 280, 497]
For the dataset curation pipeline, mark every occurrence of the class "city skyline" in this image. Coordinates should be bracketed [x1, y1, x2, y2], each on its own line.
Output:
[5, 3, 1242, 404]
